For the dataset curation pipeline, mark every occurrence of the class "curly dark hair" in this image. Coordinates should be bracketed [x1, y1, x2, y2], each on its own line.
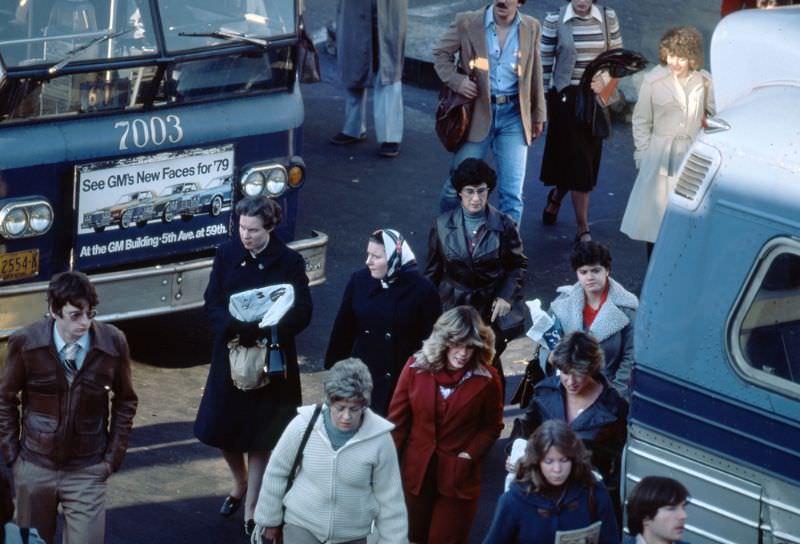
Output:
[515, 420, 595, 492]
[47, 271, 98, 317]
[451, 158, 498, 194]
[570, 241, 612, 271]
[627, 476, 690, 535]
[659, 26, 704, 72]
[235, 196, 282, 230]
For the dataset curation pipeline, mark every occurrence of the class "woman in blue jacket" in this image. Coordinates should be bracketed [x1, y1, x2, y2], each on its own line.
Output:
[485, 419, 618, 543]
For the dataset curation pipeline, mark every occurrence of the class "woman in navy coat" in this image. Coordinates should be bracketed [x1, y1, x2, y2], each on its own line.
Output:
[325, 229, 441, 416]
[484, 420, 618, 544]
[511, 332, 628, 526]
[194, 196, 312, 534]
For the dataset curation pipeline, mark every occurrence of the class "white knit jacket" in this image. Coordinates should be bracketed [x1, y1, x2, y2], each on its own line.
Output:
[253, 405, 408, 544]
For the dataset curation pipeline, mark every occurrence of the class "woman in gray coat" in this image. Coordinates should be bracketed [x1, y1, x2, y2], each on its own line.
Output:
[330, 0, 407, 157]
[539, 241, 637, 400]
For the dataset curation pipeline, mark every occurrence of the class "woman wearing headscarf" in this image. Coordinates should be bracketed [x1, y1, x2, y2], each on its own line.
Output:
[326, 229, 442, 416]
[389, 306, 504, 544]
[620, 26, 714, 258]
[539, 0, 624, 242]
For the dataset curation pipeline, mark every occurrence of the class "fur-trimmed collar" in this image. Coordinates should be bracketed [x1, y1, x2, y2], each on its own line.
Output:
[550, 278, 638, 343]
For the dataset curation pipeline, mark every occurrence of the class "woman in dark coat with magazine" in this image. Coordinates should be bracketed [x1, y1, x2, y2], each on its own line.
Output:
[194, 196, 312, 535]
[325, 228, 441, 415]
[485, 420, 618, 544]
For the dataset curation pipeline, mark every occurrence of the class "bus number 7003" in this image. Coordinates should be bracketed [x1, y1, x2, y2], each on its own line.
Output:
[115, 115, 184, 151]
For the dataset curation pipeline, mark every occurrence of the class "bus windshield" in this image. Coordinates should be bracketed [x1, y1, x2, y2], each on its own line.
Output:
[159, 0, 296, 52]
[0, 0, 295, 67]
[0, 0, 296, 123]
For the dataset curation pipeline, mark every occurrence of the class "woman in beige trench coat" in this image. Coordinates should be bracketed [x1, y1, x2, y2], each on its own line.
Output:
[620, 27, 714, 255]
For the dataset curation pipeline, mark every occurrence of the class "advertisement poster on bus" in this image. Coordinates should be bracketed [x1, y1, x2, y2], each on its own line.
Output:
[75, 145, 235, 270]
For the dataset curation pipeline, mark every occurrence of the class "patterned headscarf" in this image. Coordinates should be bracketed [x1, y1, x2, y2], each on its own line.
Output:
[371, 228, 416, 288]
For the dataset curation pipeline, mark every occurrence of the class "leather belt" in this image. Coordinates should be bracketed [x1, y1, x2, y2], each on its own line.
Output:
[491, 94, 518, 105]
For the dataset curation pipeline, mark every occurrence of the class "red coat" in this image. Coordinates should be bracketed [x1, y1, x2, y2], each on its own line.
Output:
[388, 357, 504, 500]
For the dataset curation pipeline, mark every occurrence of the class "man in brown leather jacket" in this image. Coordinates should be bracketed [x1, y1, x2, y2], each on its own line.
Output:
[0, 271, 138, 544]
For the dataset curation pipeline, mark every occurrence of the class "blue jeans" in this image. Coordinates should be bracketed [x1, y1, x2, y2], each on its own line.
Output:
[439, 99, 529, 225]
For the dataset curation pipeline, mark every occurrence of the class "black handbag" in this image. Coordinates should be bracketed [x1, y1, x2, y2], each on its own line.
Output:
[297, 18, 321, 84]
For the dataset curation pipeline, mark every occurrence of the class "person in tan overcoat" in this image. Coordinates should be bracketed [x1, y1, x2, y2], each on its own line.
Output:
[433, 0, 546, 226]
[620, 27, 714, 257]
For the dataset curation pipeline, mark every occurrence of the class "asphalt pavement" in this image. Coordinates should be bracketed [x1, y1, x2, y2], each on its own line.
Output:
[74, 2, 723, 543]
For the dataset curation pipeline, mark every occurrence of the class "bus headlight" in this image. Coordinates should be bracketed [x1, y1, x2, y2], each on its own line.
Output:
[3, 208, 26, 236]
[29, 204, 54, 233]
[241, 171, 266, 197]
[265, 168, 288, 196]
[240, 165, 289, 198]
[0, 199, 54, 239]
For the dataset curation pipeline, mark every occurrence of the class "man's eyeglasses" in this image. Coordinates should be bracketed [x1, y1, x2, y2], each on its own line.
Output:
[461, 186, 489, 197]
[66, 309, 97, 321]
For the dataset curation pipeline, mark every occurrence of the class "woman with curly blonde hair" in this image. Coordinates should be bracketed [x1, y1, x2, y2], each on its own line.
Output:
[484, 420, 619, 543]
[388, 306, 504, 543]
[621, 26, 715, 258]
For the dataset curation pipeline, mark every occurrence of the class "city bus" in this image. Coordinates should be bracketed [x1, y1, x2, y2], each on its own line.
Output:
[622, 6, 800, 543]
[0, 0, 327, 338]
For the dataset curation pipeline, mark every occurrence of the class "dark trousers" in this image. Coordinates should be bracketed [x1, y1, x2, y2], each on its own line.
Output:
[406, 459, 479, 544]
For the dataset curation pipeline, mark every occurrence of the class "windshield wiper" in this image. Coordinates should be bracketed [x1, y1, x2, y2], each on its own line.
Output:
[178, 30, 269, 48]
[48, 28, 135, 76]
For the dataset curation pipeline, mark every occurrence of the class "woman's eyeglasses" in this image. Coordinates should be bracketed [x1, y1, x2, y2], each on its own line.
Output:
[330, 403, 366, 416]
[461, 186, 489, 197]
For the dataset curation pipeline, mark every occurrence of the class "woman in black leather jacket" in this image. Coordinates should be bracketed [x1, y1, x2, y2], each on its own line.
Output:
[426, 158, 527, 382]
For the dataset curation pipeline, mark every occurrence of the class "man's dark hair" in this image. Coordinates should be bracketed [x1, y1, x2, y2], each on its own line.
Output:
[627, 476, 690, 535]
[47, 271, 98, 316]
[451, 158, 498, 193]
[570, 241, 612, 271]
[235, 196, 282, 230]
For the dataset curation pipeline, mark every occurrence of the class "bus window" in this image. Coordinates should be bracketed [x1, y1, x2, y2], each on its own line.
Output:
[732, 242, 800, 397]
[158, 0, 296, 52]
[0, 0, 157, 68]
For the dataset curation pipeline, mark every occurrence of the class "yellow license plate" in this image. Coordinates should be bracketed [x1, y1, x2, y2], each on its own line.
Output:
[0, 249, 40, 282]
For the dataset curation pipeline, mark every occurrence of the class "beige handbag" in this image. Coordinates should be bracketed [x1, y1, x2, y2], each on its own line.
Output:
[228, 337, 270, 391]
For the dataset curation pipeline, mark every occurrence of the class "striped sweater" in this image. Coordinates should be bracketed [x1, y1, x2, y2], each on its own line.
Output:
[541, 6, 623, 88]
[254, 404, 408, 544]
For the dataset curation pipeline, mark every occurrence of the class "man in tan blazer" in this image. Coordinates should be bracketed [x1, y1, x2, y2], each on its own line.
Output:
[434, 0, 546, 226]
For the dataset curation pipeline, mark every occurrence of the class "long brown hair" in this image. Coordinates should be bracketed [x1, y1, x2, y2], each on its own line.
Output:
[414, 306, 495, 373]
[515, 420, 595, 493]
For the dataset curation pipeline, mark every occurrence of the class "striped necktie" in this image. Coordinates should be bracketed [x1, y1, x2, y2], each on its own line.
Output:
[63, 342, 79, 384]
